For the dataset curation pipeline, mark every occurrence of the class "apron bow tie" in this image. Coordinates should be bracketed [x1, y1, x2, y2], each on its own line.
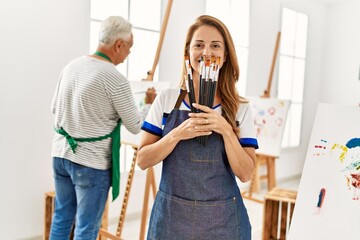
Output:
[56, 128, 78, 153]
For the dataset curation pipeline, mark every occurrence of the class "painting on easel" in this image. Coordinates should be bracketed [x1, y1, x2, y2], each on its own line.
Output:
[121, 80, 171, 145]
[248, 96, 290, 157]
[288, 103, 360, 240]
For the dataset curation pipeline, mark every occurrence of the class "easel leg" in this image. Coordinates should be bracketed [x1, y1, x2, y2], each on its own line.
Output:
[266, 156, 276, 191]
[115, 146, 138, 238]
[139, 167, 157, 240]
[97, 200, 109, 240]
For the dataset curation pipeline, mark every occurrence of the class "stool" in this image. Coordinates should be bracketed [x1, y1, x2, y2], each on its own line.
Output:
[263, 188, 297, 240]
[44, 191, 56, 240]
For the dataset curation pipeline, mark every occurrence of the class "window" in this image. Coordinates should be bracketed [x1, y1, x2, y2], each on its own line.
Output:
[89, 0, 161, 81]
[89, 0, 161, 172]
[206, 0, 250, 96]
[278, 7, 308, 147]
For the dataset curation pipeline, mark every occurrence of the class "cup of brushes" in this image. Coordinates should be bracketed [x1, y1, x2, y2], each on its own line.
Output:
[184, 55, 221, 145]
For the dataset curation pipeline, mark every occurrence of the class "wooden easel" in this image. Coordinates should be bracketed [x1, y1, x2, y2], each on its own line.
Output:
[242, 32, 281, 203]
[99, 1, 173, 238]
[97, 141, 139, 240]
[139, 0, 173, 239]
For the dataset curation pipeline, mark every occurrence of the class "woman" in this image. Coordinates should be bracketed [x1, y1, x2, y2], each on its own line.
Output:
[137, 15, 258, 239]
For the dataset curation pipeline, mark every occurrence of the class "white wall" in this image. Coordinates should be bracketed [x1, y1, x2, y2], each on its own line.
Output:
[159, 0, 206, 87]
[321, 0, 360, 105]
[0, 0, 88, 239]
[246, 0, 328, 180]
[1, 0, 359, 239]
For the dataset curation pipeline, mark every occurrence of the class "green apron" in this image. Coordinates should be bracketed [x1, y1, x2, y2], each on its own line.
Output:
[54, 120, 122, 201]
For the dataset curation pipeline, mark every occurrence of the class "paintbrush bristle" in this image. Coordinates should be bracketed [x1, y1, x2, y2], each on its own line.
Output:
[205, 59, 211, 66]
[216, 57, 221, 65]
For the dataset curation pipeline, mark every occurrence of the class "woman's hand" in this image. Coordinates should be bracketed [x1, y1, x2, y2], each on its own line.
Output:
[174, 116, 212, 141]
[190, 103, 255, 182]
[189, 103, 233, 137]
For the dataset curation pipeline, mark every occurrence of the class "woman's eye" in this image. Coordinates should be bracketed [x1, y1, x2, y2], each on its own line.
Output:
[211, 44, 221, 49]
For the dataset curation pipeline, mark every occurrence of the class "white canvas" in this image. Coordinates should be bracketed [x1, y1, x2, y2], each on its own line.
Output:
[121, 80, 171, 145]
[248, 97, 290, 157]
[288, 103, 360, 240]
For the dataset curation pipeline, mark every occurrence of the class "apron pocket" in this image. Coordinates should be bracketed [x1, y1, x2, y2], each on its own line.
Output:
[193, 197, 240, 239]
[148, 191, 241, 239]
[148, 191, 195, 239]
[189, 135, 222, 163]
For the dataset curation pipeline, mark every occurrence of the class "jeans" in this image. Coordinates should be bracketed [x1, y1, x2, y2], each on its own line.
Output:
[50, 157, 111, 240]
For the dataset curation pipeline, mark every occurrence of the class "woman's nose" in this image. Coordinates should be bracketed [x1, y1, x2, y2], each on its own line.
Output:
[202, 50, 212, 59]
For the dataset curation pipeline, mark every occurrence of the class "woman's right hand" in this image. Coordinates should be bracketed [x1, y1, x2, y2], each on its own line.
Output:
[173, 117, 212, 141]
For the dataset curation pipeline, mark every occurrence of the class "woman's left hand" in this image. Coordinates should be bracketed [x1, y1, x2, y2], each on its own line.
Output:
[188, 103, 233, 136]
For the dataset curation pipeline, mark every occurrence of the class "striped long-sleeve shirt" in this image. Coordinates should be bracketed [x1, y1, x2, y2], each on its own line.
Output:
[51, 56, 150, 170]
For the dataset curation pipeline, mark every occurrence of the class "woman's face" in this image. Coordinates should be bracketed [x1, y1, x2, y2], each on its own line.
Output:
[189, 25, 226, 76]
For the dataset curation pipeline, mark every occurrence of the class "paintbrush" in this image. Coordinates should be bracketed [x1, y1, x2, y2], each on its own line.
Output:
[184, 55, 196, 112]
[203, 57, 211, 108]
[198, 57, 212, 145]
[198, 56, 205, 108]
[207, 57, 220, 108]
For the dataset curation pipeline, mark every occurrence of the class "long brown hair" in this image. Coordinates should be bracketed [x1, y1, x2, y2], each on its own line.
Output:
[182, 15, 247, 135]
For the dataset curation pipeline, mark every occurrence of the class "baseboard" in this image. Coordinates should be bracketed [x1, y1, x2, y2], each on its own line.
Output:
[17, 236, 42, 240]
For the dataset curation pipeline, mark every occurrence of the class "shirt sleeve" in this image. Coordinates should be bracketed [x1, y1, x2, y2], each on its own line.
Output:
[107, 73, 147, 135]
[237, 103, 259, 149]
[141, 89, 165, 137]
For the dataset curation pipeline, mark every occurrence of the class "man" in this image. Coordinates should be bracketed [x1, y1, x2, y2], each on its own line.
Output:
[50, 16, 156, 239]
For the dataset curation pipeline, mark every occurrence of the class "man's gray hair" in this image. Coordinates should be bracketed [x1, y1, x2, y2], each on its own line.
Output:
[99, 16, 132, 45]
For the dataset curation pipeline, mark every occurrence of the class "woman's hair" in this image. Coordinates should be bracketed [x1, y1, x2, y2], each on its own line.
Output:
[99, 16, 132, 45]
[182, 15, 247, 135]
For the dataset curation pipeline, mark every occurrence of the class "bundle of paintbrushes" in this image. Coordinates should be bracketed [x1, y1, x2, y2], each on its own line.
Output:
[184, 55, 221, 145]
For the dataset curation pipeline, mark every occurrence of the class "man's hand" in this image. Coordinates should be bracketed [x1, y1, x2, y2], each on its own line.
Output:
[145, 87, 157, 104]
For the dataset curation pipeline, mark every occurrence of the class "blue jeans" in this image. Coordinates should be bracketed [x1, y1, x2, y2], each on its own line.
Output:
[50, 157, 111, 240]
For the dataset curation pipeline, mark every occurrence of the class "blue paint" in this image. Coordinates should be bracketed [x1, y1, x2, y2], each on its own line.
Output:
[346, 138, 360, 149]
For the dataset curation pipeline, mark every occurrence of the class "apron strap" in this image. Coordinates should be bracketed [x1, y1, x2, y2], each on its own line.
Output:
[174, 89, 187, 109]
[55, 120, 122, 201]
[54, 125, 117, 153]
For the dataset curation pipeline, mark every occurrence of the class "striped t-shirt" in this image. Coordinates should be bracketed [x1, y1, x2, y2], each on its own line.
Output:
[51, 56, 150, 170]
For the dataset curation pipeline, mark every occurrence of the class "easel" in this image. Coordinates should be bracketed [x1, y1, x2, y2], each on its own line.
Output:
[98, 0, 173, 237]
[242, 32, 281, 203]
[139, 0, 173, 239]
[97, 141, 139, 240]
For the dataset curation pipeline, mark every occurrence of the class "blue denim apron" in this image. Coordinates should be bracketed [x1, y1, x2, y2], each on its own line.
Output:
[147, 98, 251, 239]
